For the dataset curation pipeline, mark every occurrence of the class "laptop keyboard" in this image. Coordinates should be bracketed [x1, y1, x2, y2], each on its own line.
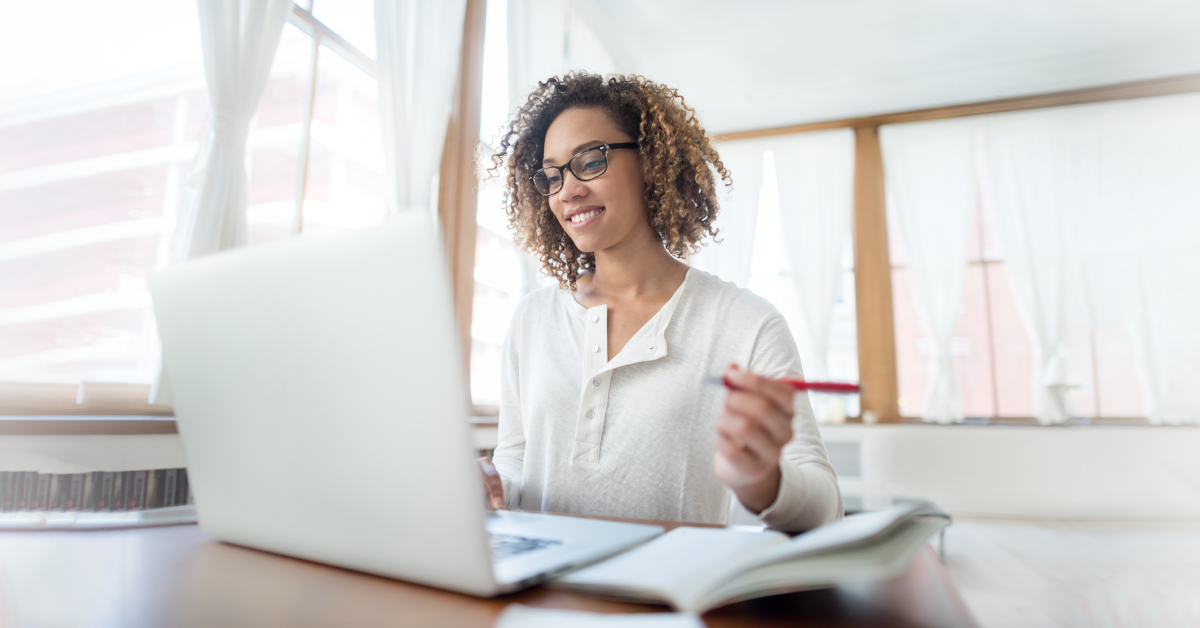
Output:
[488, 533, 562, 561]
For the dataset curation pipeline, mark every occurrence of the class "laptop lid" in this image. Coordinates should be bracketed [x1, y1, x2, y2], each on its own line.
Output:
[150, 212, 497, 596]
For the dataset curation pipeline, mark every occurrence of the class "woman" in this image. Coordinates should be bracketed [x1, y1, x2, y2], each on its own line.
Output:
[476, 73, 842, 532]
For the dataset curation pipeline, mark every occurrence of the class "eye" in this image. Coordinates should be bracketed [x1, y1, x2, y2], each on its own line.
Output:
[575, 150, 607, 175]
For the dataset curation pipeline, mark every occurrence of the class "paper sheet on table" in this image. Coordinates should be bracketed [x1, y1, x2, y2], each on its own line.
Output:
[494, 604, 705, 628]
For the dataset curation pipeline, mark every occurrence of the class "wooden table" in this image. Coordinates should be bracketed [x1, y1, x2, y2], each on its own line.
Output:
[0, 516, 976, 627]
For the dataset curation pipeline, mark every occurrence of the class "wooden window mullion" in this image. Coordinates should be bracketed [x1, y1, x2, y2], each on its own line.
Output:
[852, 126, 900, 422]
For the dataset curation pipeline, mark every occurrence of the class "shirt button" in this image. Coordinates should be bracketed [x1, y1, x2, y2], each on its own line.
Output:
[591, 315, 599, 323]
[592, 378, 601, 386]
[586, 410, 595, 419]
[591, 345, 599, 353]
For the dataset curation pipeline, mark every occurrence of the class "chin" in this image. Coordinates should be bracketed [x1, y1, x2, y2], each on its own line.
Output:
[571, 241, 599, 254]
[563, 232, 601, 254]
[571, 233, 618, 255]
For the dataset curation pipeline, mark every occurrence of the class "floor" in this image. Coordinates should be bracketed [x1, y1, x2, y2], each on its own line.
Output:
[943, 518, 1200, 628]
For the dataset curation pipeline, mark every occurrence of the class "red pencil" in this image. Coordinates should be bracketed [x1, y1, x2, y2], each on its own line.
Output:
[702, 376, 861, 394]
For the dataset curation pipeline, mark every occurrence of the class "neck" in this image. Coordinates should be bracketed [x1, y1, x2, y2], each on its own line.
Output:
[588, 227, 687, 300]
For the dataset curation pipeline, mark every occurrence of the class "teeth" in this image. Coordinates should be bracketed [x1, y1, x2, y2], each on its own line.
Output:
[570, 209, 601, 224]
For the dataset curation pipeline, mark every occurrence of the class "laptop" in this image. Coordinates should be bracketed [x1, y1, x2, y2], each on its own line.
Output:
[148, 211, 662, 596]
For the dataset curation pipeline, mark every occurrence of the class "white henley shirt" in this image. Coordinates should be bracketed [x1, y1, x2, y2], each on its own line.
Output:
[492, 267, 843, 532]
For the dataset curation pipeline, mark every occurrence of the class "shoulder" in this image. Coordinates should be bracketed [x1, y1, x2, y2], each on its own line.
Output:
[516, 283, 564, 310]
[680, 269, 800, 373]
[683, 267, 784, 326]
[509, 283, 572, 329]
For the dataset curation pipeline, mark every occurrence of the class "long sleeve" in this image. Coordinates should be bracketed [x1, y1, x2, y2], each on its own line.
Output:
[743, 315, 844, 532]
[492, 303, 526, 509]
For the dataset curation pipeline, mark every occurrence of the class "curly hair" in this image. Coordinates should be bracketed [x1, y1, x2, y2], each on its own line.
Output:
[489, 72, 731, 291]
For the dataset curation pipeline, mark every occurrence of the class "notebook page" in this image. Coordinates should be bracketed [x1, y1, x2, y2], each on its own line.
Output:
[554, 527, 788, 608]
[754, 501, 946, 566]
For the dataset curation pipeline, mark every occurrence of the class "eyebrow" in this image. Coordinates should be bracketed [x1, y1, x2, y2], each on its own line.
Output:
[542, 140, 606, 166]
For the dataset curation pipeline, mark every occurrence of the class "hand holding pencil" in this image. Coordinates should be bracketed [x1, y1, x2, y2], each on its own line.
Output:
[709, 365, 860, 515]
[711, 365, 796, 514]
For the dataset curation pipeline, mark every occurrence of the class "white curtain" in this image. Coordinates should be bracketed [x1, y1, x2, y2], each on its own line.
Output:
[772, 129, 855, 380]
[983, 112, 1090, 423]
[507, 0, 568, 110]
[689, 140, 764, 288]
[150, 0, 293, 405]
[881, 120, 978, 424]
[1069, 95, 1200, 424]
[507, 0, 622, 110]
[375, 0, 468, 215]
[885, 93, 1200, 425]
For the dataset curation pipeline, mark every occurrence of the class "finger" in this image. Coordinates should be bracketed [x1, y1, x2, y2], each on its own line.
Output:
[716, 413, 779, 461]
[724, 365, 794, 416]
[724, 391, 792, 445]
[723, 391, 794, 445]
[489, 481, 504, 510]
[717, 414, 781, 464]
[724, 367, 795, 419]
[487, 476, 504, 509]
[714, 433, 776, 487]
[714, 431, 765, 472]
[476, 458, 505, 510]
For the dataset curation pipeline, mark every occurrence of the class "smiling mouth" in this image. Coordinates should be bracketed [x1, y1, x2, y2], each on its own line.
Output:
[569, 208, 604, 225]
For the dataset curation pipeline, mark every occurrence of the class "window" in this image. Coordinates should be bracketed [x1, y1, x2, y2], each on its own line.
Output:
[0, 2, 208, 388]
[888, 172, 1145, 421]
[0, 2, 380, 408]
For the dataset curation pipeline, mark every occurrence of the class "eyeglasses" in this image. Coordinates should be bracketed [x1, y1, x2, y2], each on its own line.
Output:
[530, 142, 639, 197]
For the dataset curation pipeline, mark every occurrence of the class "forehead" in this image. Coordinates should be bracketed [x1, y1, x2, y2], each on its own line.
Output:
[543, 107, 628, 161]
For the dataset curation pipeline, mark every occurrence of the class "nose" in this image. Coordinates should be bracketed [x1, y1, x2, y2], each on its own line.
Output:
[556, 168, 588, 202]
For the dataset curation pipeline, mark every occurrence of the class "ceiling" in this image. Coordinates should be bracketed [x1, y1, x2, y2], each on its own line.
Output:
[571, 0, 1200, 135]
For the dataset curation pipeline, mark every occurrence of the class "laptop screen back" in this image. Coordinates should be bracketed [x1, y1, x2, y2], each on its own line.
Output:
[150, 212, 496, 595]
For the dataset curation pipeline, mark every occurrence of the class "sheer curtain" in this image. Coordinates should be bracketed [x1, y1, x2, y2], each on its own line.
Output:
[885, 93, 1200, 424]
[507, 0, 568, 110]
[880, 119, 978, 424]
[981, 94, 1200, 424]
[150, 0, 293, 405]
[375, 0, 467, 215]
[983, 111, 1090, 424]
[505, 0, 569, 294]
[689, 140, 765, 288]
[772, 129, 855, 381]
[1069, 94, 1200, 425]
[507, 0, 620, 110]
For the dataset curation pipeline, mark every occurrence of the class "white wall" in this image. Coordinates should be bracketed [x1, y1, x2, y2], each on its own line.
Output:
[821, 425, 1200, 520]
[8, 425, 1199, 520]
[0, 435, 186, 473]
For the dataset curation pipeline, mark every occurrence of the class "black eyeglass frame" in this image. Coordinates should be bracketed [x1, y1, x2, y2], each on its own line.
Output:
[529, 142, 640, 197]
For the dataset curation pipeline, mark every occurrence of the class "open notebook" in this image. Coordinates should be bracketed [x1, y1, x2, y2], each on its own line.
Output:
[552, 501, 950, 613]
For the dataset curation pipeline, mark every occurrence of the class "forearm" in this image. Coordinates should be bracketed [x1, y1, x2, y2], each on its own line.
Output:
[731, 466, 782, 514]
[757, 458, 843, 532]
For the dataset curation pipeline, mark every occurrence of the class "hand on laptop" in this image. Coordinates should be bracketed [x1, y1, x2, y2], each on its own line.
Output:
[712, 364, 794, 514]
[476, 457, 506, 510]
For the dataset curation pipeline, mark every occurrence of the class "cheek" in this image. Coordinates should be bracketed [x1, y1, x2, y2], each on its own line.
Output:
[612, 173, 648, 219]
[546, 198, 565, 223]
